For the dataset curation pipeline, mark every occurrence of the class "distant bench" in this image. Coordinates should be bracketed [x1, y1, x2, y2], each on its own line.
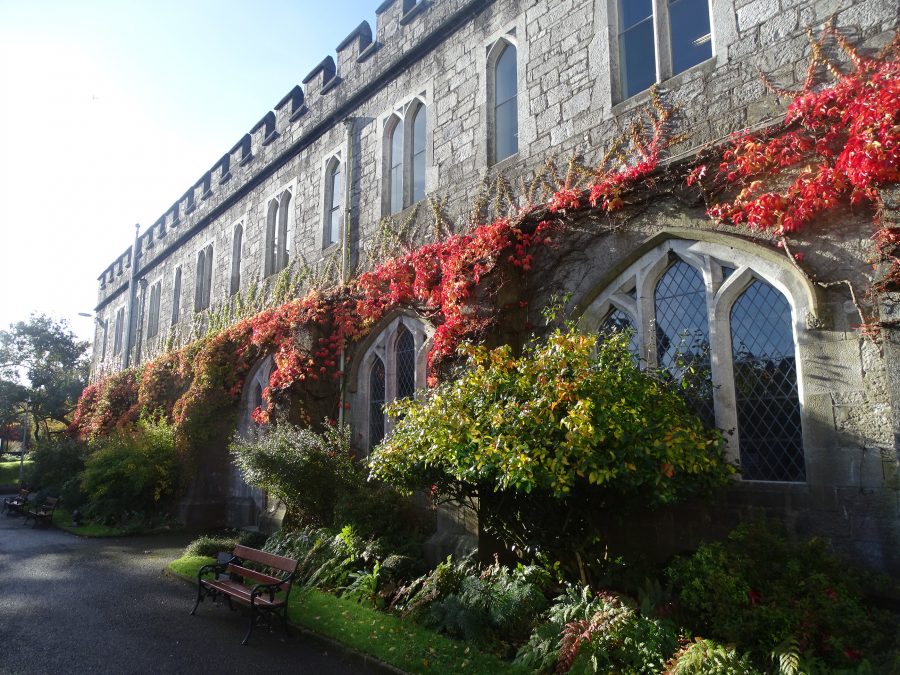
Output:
[2, 488, 29, 516]
[190, 544, 299, 645]
[23, 496, 60, 528]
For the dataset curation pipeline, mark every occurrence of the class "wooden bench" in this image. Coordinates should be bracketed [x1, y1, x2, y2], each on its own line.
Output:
[22, 496, 59, 528]
[190, 544, 299, 645]
[2, 488, 29, 516]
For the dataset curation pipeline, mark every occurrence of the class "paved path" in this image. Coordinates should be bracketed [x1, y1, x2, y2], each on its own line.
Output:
[0, 511, 383, 675]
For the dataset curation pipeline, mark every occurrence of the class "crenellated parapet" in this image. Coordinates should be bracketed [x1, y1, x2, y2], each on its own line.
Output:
[95, 0, 484, 309]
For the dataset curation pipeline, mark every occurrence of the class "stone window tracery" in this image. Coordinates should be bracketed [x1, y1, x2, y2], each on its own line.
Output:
[383, 97, 428, 215]
[581, 237, 807, 483]
[264, 189, 292, 277]
[194, 244, 213, 312]
[352, 314, 433, 455]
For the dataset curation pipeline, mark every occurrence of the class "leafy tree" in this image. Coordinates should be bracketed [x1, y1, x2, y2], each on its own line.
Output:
[0, 315, 89, 440]
[369, 327, 733, 579]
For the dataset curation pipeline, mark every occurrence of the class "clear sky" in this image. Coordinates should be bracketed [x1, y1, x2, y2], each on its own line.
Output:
[0, 0, 383, 344]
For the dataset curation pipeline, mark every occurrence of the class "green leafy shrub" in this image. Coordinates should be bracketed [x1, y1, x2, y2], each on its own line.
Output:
[664, 638, 760, 675]
[80, 417, 181, 525]
[516, 585, 677, 674]
[231, 422, 358, 528]
[25, 436, 89, 508]
[370, 328, 732, 577]
[182, 530, 267, 558]
[426, 562, 550, 647]
[667, 521, 898, 669]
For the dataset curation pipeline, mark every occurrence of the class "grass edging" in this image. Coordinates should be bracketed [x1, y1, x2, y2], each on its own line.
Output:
[168, 555, 527, 675]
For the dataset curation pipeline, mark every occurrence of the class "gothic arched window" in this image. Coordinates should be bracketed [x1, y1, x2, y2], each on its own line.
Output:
[581, 238, 808, 483]
[387, 116, 404, 214]
[492, 41, 518, 163]
[324, 159, 342, 248]
[410, 103, 426, 204]
[231, 223, 243, 296]
[369, 356, 386, 448]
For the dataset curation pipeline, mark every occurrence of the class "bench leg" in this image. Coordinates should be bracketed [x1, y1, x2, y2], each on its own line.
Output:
[241, 608, 258, 646]
[190, 584, 204, 615]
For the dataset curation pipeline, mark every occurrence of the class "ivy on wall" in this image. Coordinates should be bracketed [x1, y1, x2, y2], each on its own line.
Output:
[70, 27, 900, 464]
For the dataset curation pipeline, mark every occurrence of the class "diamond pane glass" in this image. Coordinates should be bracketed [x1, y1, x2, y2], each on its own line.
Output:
[731, 280, 805, 481]
[655, 260, 715, 427]
[369, 358, 385, 449]
[396, 328, 416, 400]
[601, 308, 640, 357]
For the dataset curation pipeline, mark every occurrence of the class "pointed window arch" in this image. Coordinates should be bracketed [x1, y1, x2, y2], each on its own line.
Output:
[491, 40, 518, 164]
[354, 314, 433, 455]
[579, 237, 810, 483]
[194, 244, 213, 312]
[324, 159, 342, 248]
[264, 190, 292, 277]
[395, 326, 416, 400]
[410, 103, 426, 204]
[369, 356, 386, 448]
[231, 223, 243, 296]
[387, 115, 404, 214]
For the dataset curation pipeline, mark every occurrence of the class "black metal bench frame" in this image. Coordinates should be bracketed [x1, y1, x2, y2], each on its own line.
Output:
[190, 544, 299, 645]
[2, 488, 29, 516]
[22, 496, 59, 528]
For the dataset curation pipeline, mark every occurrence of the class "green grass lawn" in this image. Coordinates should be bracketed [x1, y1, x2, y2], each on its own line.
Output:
[51, 507, 131, 537]
[170, 555, 527, 675]
[0, 459, 30, 486]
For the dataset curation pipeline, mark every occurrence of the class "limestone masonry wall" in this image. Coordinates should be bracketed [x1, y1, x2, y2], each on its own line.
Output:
[89, 0, 900, 571]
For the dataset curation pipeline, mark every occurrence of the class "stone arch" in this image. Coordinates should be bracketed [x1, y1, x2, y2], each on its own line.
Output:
[576, 232, 814, 482]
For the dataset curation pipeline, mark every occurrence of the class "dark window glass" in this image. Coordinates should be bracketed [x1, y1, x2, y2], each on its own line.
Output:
[326, 163, 342, 246]
[265, 200, 278, 276]
[731, 280, 805, 482]
[369, 357, 386, 449]
[669, 0, 712, 74]
[277, 191, 290, 272]
[171, 268, 182, 324]
[396, 327, 416, 400]
[655, 259, 715, 427]
[194, 249, 206, 312]
[113, 308, 125, 355]
[389, 118, 403, 214]
[230, 224, 243, 296]
[494, 43, 518, 162]
[411, 105, 426, 203]
[147, 282, 161, 339]
[619, 0, 656, 99]
[600, 308, 640, 357]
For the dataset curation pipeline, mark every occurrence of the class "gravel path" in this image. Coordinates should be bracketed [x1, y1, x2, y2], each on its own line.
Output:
[0, 510, 383, 674]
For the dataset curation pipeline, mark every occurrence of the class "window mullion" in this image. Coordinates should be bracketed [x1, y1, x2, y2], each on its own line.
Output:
[653, 0, 672, 82]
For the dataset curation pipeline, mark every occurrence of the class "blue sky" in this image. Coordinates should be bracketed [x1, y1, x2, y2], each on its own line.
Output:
[0, 0, 383, 343]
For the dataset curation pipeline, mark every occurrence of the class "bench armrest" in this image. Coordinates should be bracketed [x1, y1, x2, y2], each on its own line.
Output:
[197, 555, 237, 581]
[249, 579, 289, 603]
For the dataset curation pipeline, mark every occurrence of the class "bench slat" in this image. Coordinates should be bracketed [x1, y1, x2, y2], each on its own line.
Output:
[234, 544, 298, 573]
[200, 579, 284, 607]
[226, 564, 286, 587]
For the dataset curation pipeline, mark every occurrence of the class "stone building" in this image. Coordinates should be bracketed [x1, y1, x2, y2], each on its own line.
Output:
[89, 0, 900, 572]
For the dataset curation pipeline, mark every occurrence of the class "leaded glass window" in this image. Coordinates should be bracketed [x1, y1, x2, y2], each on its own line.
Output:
[601, 308, 640, 357]
[396, 327, 416, 400]
[655, 259, 715, 427]
[369, 357, 386, 448]
[731, 280, 804, 481]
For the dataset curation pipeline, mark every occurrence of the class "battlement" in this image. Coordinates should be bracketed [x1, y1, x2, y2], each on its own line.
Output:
[96, 0, 482, 305]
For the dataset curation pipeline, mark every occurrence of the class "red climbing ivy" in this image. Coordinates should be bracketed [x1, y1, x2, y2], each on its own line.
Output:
[694, 26, 900, 301]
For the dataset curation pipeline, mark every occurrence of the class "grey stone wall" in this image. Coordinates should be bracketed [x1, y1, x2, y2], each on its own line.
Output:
[88, 0, 900, 570]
